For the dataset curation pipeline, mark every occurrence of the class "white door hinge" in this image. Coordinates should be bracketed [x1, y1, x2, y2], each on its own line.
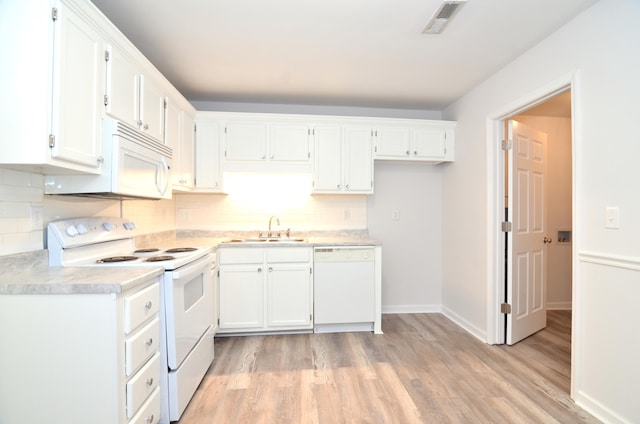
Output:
[48, 134, 55, 148]
[104, 95, 109, 106]
[501, 303, 512, 314]
[502, 139, 512, 150]
[501, 221, 512, 232]
[51, 7, 58, 21]
[104, 50, 110, 61]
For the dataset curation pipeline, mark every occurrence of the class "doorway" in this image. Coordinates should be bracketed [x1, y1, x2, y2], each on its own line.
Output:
[494, 88, 573, 345]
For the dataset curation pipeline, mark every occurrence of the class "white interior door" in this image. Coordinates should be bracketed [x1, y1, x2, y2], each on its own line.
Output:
[507, 120, 548, 344]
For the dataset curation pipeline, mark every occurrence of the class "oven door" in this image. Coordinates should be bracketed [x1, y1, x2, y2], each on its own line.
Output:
[164, 254, 215, 369]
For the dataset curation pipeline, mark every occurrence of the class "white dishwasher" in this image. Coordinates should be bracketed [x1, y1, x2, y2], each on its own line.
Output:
[313, 246, 376, 333]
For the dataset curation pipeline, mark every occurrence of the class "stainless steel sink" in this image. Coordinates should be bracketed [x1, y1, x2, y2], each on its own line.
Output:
[223, 238, 307, 244]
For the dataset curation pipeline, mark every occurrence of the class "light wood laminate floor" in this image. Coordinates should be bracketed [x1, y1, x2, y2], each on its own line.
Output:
[179, 311, 599, 423]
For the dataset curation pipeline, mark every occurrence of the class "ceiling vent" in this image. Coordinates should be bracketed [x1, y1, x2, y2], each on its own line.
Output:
[422, 1, 467, 34]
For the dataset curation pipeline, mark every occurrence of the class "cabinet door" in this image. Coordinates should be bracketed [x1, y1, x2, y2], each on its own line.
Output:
[179, 110, 195, 188]
[269, 124, 310, 162]
[224, 122, 267, 161]
[344, 126, 373, 193]
[105, 44, 139, 129]
[312, 126, 343, 192]
[139, 75, 166, 142]
[166, 98, 182, 187]
[194, 120, 222, 191]
[267, 264, 312, 329]
[412, 128, 446, 159]
[374, 127, 411, 158]
[50, 3, 103, 171]
[218, 265, 264, 330]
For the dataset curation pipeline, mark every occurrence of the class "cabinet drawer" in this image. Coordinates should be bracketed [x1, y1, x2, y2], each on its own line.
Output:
[124, 282, 160, 334]
[267, 247, 311, 263]
[129, 386, 160, 424]
[125, 317, 160, 376]
[219, 248, 264, 264]
[126, 352, 161, 419]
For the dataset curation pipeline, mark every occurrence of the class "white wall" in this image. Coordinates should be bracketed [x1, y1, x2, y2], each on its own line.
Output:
[367, 162, 443, 313]
[441, 0, 640, 422]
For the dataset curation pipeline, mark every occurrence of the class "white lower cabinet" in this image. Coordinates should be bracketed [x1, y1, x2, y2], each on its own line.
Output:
[0, 279, 161, 424]
[218, 247, 313, 333]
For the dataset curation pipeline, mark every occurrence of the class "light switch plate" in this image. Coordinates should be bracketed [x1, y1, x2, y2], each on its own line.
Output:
[605, 206, 619, 229]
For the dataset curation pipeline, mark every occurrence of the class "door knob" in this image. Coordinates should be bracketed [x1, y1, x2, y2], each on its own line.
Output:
[543, 237, 552, 244]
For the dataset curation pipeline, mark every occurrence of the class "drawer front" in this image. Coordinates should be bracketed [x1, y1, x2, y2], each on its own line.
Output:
[125, 318, 160, 376]
[219, 248, 265, 264]
[124, 282, 160, 334]
[129, 386, 160, 424]
[127, 352, 161, 419]
[266, 247, 311, 263]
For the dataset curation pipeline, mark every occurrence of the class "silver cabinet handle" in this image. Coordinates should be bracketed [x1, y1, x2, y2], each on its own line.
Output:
[413, 151, 418, 155]
[345, 184, 350, 189]
[257, 267, 262, 273]
[337, 184, 342, 189]
[146, 414, 154, 423]
[144, 123, 149, 130]
[145, 338, 153, 346]
[406, 150, 410, 155]
[268, 267, 273, 272]
[146, 377, 154, 386]
[145, 301, 153, 309]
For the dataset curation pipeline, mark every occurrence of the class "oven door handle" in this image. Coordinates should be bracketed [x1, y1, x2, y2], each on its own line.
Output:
[170, 254, 214, 280]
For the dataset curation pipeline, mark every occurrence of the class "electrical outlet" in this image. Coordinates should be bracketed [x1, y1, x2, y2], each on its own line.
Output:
[392, 209, 400, 221]
[29, 206, 43, 231]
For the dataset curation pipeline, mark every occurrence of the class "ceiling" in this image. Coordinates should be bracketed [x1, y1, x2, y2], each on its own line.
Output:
[90, 0, 598, 111]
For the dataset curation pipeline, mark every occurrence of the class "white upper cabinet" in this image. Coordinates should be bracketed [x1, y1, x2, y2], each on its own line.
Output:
[224, 122, 268, 161]
[50, 1, 104, 172]
[1, 0, 105, 174]
[193, 119, 222, 192]
[104, 43, 138, 128]
[373, 122, 455, 163]
[105, 44, 166, 143]
[269, 124, 311, 162]
[176, 109, 195, 189]
[224, 120, 311, 164]
[138, 74, 166, 142]
[313, 125, 373, 194]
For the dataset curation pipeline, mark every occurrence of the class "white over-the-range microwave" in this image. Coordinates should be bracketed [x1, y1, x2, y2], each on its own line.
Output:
[45, 119, 172, 200]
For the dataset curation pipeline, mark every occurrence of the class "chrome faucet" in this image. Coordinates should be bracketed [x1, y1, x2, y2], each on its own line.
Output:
[268, 215, 280, 238]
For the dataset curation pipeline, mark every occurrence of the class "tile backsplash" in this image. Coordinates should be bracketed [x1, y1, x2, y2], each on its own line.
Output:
[0, 168, 44, 255]
[0, 166, 365, 256]
[175, 192, 367, 232]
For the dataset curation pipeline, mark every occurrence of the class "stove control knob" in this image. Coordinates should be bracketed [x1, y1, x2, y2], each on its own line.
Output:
[66, 225, 79, 237]
[103, 222, 115, 232]
[124, 221, 136, 230]
[76, 224, 88, 235]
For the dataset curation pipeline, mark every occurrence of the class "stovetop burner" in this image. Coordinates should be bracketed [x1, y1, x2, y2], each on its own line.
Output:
[145, 255, 176, 262]
[96, 256, 139, 263]
[134, 248, 160, 253]
[165, 247, 197, 253]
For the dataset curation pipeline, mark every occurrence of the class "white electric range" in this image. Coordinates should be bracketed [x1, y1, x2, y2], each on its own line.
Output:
[47, 217, 215, 423]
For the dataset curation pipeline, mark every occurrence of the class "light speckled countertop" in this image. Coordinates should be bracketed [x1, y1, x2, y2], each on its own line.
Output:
[0, 250, 163, 295]
[0, 230, 380, 295]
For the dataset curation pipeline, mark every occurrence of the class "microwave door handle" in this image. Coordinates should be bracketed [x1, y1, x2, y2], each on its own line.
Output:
[157, 157, 169, 195]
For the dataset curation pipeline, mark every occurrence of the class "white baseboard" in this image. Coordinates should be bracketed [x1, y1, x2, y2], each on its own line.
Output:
[547, 301, 572, 310]
[440, 305, 487, 342]
[575, 390, 632, 424]
[381, 304, 441, 314]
